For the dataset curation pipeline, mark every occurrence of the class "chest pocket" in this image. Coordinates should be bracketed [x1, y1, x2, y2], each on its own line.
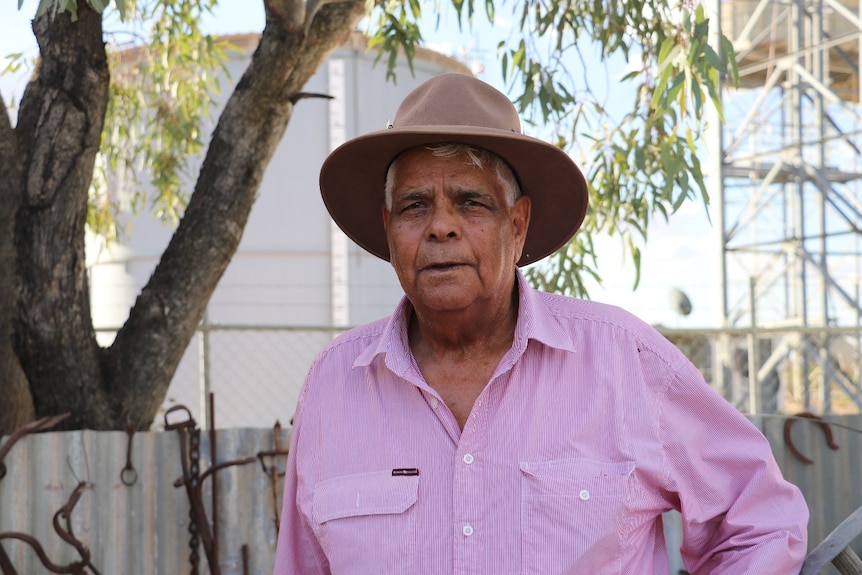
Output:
[312, 470, 419, 574]
[519, 458, 634, 575]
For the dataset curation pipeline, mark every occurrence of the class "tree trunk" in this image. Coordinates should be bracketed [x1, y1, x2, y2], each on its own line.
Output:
[7, 0, 366, 430]
[0, 91, 35, 432]
[14, 1, 111, 429]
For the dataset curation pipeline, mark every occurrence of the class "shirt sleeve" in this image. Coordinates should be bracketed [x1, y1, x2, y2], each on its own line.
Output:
[272, 381, 330, 575]
[658, 356, 809, 574]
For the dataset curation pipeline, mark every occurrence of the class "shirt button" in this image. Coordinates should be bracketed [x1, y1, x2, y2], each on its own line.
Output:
[462, 525, 474, 537]
[579, 489, 590, 501]
[462, 454, 474, 465]
[431, 398, 439, 409]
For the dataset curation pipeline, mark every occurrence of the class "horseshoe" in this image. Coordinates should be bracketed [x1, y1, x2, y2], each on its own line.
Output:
[784, 412, 839, 465]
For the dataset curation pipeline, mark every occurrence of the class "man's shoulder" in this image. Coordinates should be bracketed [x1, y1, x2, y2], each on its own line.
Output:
[529, 288, 681, 362]
[531, 288, 648, 329]
[319, 316, 391, 357]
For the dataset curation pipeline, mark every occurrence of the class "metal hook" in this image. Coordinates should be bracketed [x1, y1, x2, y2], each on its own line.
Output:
[121, 422, 138, 486]
[784, 412, 840, 465]
[164, 405, 197, 430]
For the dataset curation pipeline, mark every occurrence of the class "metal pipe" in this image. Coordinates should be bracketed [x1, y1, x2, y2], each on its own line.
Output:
[209, 393, 219, 571]
[749, 277, 763, 413]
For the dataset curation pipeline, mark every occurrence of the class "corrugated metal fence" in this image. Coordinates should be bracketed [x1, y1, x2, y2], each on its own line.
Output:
[0, 425, 289, 575]
[1, 416, 861, 574]
[761, 413, 862, 575]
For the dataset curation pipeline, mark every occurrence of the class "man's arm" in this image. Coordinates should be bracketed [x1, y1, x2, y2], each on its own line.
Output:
[660, 358, 809, 574]
[272, 390, 329, 575]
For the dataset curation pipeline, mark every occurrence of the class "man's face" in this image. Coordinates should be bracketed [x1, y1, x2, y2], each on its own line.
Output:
[382, 147, 531, 315]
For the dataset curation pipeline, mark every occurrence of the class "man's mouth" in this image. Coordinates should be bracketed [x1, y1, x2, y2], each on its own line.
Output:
[424, 262, 463, 271]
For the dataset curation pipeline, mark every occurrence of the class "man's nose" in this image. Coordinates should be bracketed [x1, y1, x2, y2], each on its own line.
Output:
[426, 205, 459, 240]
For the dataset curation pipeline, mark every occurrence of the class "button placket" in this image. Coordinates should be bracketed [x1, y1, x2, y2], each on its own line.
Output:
[452, 386, 495, 570]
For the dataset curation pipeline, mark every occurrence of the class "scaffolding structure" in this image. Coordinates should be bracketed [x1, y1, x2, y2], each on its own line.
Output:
[712, 0, 862, 413]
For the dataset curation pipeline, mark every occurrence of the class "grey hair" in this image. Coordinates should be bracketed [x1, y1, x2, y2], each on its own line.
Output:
[384, 143, 522, 209]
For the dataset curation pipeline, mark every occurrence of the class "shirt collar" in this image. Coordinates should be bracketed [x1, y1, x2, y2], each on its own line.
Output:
[511, 269, 576, 354]
[354, 269, 576, 374]
[354, 296, 415, 377]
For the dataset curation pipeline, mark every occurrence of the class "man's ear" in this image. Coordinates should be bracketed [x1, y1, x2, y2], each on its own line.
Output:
[382, 203, 391, 235]
[512, 195, 531, 262]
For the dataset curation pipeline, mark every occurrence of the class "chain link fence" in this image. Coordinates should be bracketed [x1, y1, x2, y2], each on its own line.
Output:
[662, 326, 862, 415]
[99, 323, 860, 430]
[153, 324, 342, 430]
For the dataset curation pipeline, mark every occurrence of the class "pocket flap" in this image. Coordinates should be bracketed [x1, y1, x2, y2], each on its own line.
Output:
[313, 470, 419, 524]
[520, 458, 634, 497]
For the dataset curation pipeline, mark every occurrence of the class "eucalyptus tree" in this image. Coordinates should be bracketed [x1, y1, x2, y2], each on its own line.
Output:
[0, 0, 735, 430]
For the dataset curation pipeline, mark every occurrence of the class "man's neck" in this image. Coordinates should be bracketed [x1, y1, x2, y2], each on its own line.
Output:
[406, 284, 520, 430]
[407, 282, 520, 360]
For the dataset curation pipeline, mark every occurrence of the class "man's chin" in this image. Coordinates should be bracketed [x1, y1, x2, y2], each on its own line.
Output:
[412, 291, 474, 314]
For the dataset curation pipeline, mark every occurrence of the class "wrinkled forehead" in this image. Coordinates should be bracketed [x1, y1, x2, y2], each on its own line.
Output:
[386, 145, 515, 199]
[388, 143, 502, 172]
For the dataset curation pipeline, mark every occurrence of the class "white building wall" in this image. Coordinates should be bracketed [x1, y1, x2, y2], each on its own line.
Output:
[87, 34, 470, 428]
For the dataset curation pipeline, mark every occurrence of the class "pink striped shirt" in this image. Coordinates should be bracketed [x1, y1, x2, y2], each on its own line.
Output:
[274, 272, 808, 574]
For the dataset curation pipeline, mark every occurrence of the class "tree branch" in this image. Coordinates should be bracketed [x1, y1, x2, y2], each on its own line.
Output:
[110, 0, 366, 425]
[264, 0, 306, 32]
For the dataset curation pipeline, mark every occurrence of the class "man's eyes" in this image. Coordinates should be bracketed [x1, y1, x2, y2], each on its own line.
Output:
[394, 201, 425, 215]
[394, 196, 491, 212]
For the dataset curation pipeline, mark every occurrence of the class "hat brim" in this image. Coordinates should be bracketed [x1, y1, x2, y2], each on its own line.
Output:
[320, 125, 589, 267]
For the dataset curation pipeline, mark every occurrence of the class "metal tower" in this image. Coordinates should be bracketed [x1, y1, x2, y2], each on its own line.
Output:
[713, 0, 862, 413]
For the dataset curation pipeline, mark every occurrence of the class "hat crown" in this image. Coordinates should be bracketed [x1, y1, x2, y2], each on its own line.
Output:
[392, 74, 522, 133]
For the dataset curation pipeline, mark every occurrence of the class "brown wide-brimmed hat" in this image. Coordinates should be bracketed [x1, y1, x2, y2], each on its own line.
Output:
[319, 73, 589, 266]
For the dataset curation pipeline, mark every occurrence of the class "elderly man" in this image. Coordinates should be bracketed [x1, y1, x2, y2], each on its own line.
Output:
[273, 73, 808, 574]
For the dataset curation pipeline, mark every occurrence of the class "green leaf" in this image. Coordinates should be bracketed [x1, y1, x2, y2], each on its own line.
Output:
[721, 34, 739, 85]
[620, 69, 641, 82]
[114, 0, 127, 19]
[634, 147, 645, 171]
[1, 52, 24, 75]
[691, 80, 703, 116]
[703, 43, 721, 72]
[484, 0, 494, 22]
[628, 238, 642, 290]
[657, 36, 677, 67]
[666, 72, 686, 106]
[88, 0, 110, 13]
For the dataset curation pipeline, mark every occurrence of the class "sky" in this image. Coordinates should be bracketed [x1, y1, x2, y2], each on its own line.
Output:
[0, 0, 720, 328]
